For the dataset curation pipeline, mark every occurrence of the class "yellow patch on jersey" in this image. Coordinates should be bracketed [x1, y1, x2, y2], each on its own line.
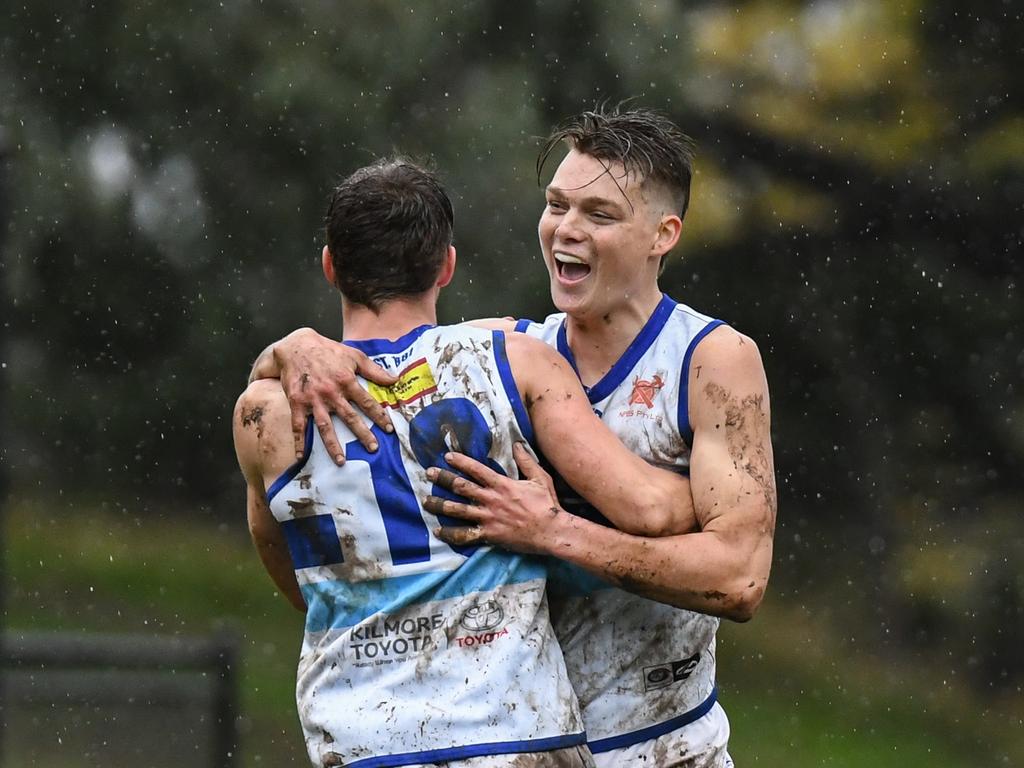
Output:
[368, 358, 438, 407]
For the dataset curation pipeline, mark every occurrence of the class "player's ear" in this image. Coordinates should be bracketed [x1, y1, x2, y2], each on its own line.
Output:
[436, 245, 456, 289]
[322, 245, 337, 286]
[651, 214, 683, 260]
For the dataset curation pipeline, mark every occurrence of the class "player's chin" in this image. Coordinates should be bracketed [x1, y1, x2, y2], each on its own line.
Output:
[550, 284, 593, 315]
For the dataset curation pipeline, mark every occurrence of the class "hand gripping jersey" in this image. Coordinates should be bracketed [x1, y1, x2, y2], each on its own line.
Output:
[267, 325, 585, 768]
[514, 295, 726, 753]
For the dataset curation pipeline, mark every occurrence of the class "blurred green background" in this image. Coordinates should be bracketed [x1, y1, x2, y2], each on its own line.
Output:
[1, 0, 1021, 765]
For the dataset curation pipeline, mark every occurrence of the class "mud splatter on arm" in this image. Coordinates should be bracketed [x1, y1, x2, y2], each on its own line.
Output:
[233, 381, 306, 611]
[530, 327, 777, 621]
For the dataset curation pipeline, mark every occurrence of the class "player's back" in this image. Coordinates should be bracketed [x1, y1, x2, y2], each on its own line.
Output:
[267, 323, 584, 768]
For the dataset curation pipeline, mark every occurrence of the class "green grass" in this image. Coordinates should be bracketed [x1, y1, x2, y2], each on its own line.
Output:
[719, 601, 1023, 766]
[4, 498, 1022, 767]
[4, 498, 308, 765]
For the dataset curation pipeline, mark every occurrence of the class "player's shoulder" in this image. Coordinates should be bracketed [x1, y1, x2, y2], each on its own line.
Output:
[463, 317, 517, 332]
[687, 324, 770, 434]
[511, 311, 565, 340]
[669, 298, 719, 325]
[503, 327, 561, 359]
[502, 329, 569, 385]
[235, 378, 289, 417]
[233, 380, 292, 445]
[691, 324, 764, 373]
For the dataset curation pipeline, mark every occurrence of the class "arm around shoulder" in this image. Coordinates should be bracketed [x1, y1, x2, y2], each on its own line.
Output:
[503, 332, 696, 537]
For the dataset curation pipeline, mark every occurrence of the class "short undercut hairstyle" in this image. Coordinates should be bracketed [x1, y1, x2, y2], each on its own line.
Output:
[537, 105, 697, 220]
[325, 158, 454, 311]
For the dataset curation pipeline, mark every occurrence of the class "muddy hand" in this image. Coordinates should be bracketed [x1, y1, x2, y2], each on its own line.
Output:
[276, 328, 397, 463]
[512, 442, 558, 501]
[424, 452, 563, 555]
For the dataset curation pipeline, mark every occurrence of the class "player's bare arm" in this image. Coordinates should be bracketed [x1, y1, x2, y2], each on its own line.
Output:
[248, 327, 398, 463]
[426, 332, 697, 548]
[232, 380, 307, 611]
[431, 326, 776, 622]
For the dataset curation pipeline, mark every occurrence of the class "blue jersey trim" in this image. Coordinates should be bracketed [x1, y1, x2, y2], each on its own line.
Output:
[301, 549, 546, 632]
[587, 686, 718, 754]
[554, 322, 582, 383]
[342, 731, 587, 768]
[513, 318, 532, 334]
[492, 330, 535, 446]
[557, 295, 677, 405]
[343, 324, 435, 356]
[266, 417, 315, 502]
[677, 320, 726, 447]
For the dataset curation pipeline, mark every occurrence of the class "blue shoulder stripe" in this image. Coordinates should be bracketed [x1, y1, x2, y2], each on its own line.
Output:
[677, 320, 726, 447]
[492, 330, 535, 447]
[266, 417, 314, 502]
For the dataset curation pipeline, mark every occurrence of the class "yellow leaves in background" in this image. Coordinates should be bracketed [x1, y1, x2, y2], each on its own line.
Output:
[687, 0, 943, 170]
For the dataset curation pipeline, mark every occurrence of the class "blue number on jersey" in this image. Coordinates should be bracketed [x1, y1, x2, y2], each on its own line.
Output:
[408, 398, 507, 557]
[347, 428, 432, 566]
[344, 398, 508, 564]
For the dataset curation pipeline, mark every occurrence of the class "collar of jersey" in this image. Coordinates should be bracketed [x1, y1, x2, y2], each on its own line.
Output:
[341, 324, 435, 356]
[556, 294, 677, 404]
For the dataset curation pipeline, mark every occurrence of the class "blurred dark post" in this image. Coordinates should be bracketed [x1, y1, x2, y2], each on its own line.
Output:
[213, 635, 240, 768]
[0, 123, 9, 764]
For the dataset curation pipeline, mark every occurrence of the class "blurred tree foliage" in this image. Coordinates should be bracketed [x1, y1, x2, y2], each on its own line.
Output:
[1, 0, 1020, 693]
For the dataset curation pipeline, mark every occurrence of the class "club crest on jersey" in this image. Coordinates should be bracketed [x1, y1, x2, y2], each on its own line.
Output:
[628, 374, 664, 408]
[368, 357, 438, 407]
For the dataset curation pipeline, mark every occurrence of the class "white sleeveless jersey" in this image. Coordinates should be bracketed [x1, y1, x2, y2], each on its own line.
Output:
[515, 295, 726, 752]
[267, 324, 585, 768]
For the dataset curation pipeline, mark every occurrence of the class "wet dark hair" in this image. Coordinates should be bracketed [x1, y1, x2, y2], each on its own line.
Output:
[324, 158, 454, 311]
[537, 105, 696, 219]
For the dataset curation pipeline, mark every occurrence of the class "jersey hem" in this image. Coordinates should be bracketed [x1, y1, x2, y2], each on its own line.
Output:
[587, 685, 718, 754]
[337, 731, 588, 768]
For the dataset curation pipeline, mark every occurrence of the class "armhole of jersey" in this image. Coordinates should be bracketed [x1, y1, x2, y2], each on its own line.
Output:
[266, 416, 315, 503]
[677, 320, 727, 447]
[513, 318, 532, 334]
[492, 330, 535, 447]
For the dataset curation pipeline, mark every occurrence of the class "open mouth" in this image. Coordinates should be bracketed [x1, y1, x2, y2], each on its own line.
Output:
[554, 252, 592, 282]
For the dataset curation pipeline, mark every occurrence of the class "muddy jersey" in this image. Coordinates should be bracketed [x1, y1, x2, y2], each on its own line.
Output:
[267, 325, 584, 768]
[515, 295, 726, 753]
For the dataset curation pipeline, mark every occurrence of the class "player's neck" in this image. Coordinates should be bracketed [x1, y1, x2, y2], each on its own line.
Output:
[341, 293, 438, 342]
[564, 289, 663, 388]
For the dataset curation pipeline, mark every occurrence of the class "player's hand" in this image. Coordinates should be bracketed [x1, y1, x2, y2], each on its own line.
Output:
[424, 443, 563, 555]
[274, 328, 397, 463]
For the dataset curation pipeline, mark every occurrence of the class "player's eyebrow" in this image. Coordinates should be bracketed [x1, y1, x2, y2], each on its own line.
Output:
[545, 185, 627, 214]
